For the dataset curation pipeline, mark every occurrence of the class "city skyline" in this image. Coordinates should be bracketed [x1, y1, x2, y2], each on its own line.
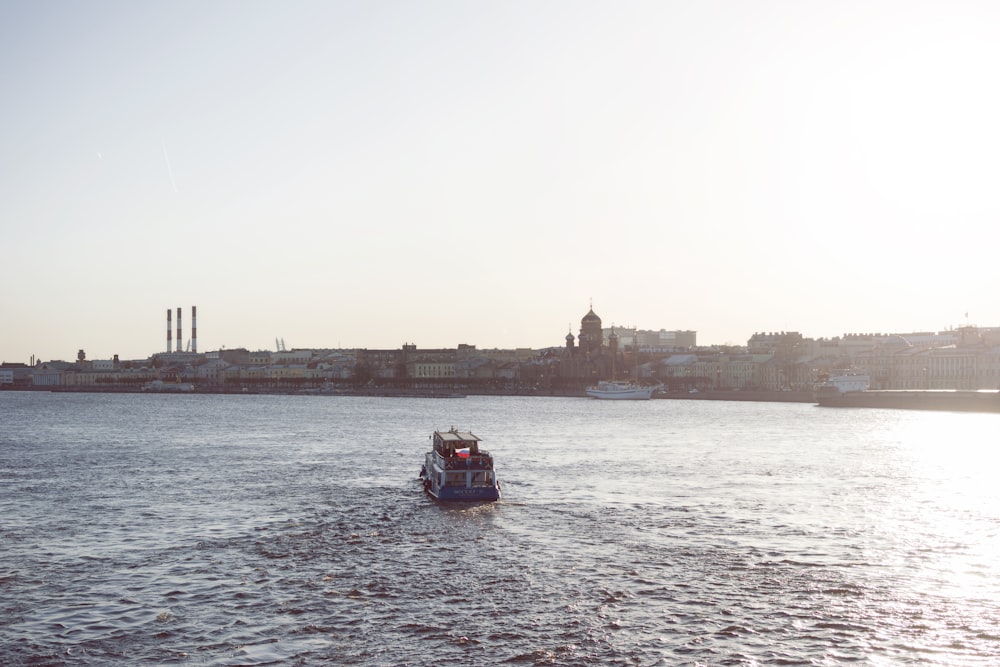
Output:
[2, 302, 988, 365]
[3, 2, 1000, 363]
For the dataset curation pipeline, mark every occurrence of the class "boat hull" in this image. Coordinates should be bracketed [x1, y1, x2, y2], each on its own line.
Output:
[816, 390, 1000, 413]
[585, 384, 655, 400]
[425, 484, 500, 502]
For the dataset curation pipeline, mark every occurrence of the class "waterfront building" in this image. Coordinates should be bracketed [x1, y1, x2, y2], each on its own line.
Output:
[248, 350, 272, 366]
[635, 329, 697, 350]
[195, 359, 231, 385]
[409, 361, 456, 379]
[0, 362, 32, 388]
[272, 349, 312, 365]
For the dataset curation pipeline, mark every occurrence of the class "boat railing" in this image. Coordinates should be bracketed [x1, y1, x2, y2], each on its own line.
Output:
[437, 452, 493, 470]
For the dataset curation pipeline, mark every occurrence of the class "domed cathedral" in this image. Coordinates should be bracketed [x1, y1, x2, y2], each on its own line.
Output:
[564, 330, 575, 352]
[578, 307, 603, 357]
[556, 304, 616, 386]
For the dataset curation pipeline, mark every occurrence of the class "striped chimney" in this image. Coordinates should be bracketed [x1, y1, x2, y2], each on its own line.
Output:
[167, 309, 173, 353]
[176, 307, 183, 353]
[191, 306, 197, 354]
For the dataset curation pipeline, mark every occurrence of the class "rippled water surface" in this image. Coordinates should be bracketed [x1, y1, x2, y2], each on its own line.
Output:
[3, 391, 1000, 665]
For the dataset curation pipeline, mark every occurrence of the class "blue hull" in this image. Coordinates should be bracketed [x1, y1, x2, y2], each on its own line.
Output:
[428, 485, 500, 502]
[420, 468, 500, 501]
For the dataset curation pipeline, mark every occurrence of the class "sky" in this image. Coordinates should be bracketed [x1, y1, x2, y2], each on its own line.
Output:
[3, 0, 1000, 363]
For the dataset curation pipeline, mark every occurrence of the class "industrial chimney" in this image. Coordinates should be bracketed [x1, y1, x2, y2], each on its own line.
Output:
[167, 309, 173, 353]
[191, 306, 197, 353]
[176, 307, 183, 354]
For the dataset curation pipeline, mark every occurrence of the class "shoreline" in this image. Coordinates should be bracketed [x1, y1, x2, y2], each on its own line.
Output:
[2, 385, 817, 403]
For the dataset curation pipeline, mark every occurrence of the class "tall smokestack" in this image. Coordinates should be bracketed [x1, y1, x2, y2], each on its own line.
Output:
[191, 306, 197, 354]
[167, 309, 172, 353]
[176, 307, 183, 354]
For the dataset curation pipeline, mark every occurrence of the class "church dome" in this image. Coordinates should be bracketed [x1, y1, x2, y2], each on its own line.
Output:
[581, 308, 601, 325]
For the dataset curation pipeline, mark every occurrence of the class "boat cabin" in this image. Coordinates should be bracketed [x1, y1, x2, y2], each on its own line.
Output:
[433, 430, 481, 457]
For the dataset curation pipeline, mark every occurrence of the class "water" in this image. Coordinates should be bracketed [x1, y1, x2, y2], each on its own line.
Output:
[2, 391, 1000, 665]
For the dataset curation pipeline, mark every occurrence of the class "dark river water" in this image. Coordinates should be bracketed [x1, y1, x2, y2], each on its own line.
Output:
[2, 391, 1000, 665]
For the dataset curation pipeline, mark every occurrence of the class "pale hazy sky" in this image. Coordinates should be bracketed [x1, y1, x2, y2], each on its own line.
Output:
[3, 1, 1000, 363]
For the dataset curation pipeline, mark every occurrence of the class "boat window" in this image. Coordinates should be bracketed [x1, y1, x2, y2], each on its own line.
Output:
[470, 472, 492, 487]
[445, 472, 466, 487]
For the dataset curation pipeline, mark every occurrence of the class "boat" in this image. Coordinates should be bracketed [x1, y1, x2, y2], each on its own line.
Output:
[816, 373, 870, 395]
[585, 380, 656, 400]
[816, 389, 1000, 413]
[419, 429, 501, 501]
[142, 380, 194, 392]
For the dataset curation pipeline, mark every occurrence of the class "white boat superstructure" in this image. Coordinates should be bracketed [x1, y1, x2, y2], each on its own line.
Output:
[585, 380, 656, 400]
[824, 373, 871, 393]
[815, 373, 871, 400]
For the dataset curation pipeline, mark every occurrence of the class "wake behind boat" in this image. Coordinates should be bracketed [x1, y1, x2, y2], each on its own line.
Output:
[585, 380, 656, 400]
[419, 429, 501, 501]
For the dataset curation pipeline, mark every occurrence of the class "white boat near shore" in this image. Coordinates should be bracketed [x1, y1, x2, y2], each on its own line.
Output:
[585, 380, 656, 400]
[142, 380, 194, 392]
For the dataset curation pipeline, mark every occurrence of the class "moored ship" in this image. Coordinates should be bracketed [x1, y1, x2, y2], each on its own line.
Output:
[816, 389, 1000, 413]
[585, 380, 656, 400]
[419, 429, 501, 501]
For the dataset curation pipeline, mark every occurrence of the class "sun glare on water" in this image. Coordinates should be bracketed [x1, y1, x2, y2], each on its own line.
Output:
[889, 412, 1000, 603]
